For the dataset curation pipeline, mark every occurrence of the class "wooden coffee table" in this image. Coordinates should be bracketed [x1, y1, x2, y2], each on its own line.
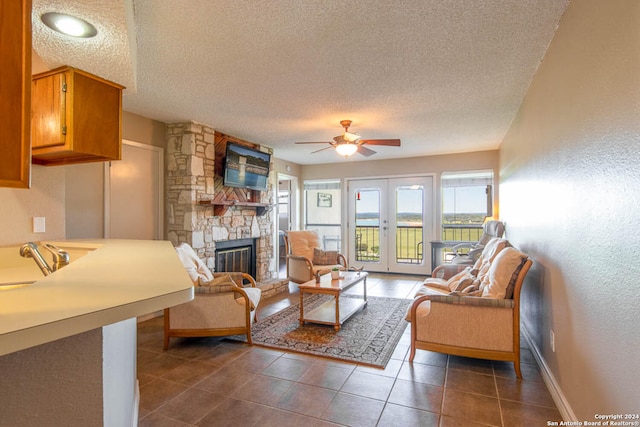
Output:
[299, 271, 368, 331]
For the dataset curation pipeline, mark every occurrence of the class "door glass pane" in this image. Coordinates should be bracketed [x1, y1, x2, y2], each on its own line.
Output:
[354, 189, 380, 262]
[396, 185, 423, 264]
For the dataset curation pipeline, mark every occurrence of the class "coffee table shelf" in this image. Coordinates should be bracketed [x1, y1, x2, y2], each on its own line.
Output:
[303, 296, 366, 327]
[298, 271, 368, 331]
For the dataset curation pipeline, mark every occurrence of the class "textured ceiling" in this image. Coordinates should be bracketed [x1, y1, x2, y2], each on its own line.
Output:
[32, 0, 568, 165]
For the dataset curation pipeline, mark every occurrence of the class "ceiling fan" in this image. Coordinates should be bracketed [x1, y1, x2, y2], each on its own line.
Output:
[295, 120, 401, 158]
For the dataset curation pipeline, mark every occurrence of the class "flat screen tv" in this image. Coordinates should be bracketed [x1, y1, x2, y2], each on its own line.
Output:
[223, 142, 271, 191]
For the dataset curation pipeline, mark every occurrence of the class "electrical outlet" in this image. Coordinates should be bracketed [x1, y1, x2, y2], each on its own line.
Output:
[33, 217, 46, 233]
[550, 330, 555, 352]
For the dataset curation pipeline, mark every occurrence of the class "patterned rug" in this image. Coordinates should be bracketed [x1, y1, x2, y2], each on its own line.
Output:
[234, 294, 411, 368]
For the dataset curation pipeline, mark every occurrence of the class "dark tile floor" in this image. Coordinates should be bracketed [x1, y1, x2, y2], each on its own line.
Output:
[137, 273, 561, 426]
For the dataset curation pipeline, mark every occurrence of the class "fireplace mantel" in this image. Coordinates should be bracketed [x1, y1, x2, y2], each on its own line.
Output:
[198, 199, 273, 216]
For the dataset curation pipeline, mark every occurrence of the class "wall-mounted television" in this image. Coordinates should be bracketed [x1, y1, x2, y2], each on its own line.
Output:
[223, 142, 271, 191]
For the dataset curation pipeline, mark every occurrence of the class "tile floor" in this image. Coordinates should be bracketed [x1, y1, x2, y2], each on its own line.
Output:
[137, 273, 561, 426]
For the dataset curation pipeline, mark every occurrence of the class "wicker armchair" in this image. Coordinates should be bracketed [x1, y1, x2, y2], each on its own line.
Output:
[163, 243, 261, 349]
[283, 230, 347, 283]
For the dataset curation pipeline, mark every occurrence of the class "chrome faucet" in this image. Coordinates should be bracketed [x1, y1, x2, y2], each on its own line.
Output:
[43, 243, 70, 272]
[19, 242, 52, 276]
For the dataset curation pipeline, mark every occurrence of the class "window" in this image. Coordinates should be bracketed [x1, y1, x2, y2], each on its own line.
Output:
[441, 171, 493, 244]
[304, 179, 342, 251]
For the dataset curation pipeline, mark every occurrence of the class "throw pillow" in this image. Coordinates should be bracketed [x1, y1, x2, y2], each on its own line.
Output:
[313, 248, 338, 265]
[195, 274, 237, 293]
[481, 247, 528, 299]
[421, 278, 450, 292]
[474, 238, 509, 285]
[444, 267, 475, 292]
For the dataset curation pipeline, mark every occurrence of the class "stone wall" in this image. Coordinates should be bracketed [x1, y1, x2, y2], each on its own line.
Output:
[165, 121, 275, 281]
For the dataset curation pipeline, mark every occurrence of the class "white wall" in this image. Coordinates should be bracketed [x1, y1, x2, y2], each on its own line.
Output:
[499, 0, 640, 419]
[301, 150, 498, 182]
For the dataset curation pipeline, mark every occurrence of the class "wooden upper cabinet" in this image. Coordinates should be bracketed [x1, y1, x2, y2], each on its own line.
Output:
[0, 0, 32, 188]
[31, 66, 124, 166]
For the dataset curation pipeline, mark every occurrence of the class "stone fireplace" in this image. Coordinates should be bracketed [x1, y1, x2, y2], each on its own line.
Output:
[165, 121, 276, 281]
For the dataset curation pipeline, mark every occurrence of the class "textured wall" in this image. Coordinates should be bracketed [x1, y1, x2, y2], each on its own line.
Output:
[499, 0, 640, 418]
[0, 165, 66, 246]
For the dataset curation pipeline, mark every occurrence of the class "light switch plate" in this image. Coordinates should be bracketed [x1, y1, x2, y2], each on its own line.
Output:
[33, 217, 46, 233]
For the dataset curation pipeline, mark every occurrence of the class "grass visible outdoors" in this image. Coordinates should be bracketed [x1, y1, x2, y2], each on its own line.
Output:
[442, 227, 483, 241]
[355, 226, 423, 262]
[355, 224, 484, 262]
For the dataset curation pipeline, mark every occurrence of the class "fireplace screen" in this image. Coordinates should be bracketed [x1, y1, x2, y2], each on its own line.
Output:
[214, 238, 256, 278]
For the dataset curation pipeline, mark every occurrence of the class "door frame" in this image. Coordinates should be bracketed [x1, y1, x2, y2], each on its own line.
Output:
[276, 173, 299, 276]
[103, 139, 164, 239]
[345, 173, 437, 274]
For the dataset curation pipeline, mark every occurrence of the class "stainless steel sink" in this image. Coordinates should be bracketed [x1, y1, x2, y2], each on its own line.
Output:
[0, 281, 35, 291]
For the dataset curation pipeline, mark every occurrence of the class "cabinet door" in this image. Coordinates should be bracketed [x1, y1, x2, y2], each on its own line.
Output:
[0, 0, 31, 188]
[32, 72, 67, 149]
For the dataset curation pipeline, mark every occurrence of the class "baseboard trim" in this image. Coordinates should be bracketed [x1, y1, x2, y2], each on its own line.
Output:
[521, 325, 577, 421]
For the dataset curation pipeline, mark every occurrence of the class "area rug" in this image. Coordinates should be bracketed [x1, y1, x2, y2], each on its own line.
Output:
[232, 295, 411, 368]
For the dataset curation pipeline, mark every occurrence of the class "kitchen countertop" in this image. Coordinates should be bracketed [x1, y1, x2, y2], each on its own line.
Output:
[0, 239, 193, 356]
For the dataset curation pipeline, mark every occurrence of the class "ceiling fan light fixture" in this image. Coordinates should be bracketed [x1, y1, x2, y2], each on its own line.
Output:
[343, 131, 361, 142]
[335, 143, 358, 157]
[41, 12, 97, 38]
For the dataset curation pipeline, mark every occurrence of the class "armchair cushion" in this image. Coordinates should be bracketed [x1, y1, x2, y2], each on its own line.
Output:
[287, 230, 321, 260]
[175, 243, 214, 285]
[313, 248, 338, 265]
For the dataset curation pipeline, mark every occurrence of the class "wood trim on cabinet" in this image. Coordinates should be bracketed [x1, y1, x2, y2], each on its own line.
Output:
[0, 0, 32, 188]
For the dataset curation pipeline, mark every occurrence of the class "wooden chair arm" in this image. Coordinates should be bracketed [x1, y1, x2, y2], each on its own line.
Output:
[431, 264, 470, 280]
[240, 273, 257, 288]
[212, 272, 258, 288]
[337, 253, 348, 269]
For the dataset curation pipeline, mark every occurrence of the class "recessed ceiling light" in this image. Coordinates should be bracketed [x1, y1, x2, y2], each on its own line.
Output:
[41, 12, 97, 38]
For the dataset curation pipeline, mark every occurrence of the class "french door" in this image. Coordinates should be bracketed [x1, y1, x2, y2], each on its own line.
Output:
[347, 176, 433, 274]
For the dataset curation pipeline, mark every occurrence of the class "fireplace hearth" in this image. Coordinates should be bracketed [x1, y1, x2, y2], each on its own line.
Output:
[214, 238, 257, 278]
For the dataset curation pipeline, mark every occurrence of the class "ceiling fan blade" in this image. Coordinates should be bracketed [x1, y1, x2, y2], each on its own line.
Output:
[310, 146, 334, 154]
[357, 145, 377, 157]
[295, 141, 332, 144]
[360, 139, 401, 146]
